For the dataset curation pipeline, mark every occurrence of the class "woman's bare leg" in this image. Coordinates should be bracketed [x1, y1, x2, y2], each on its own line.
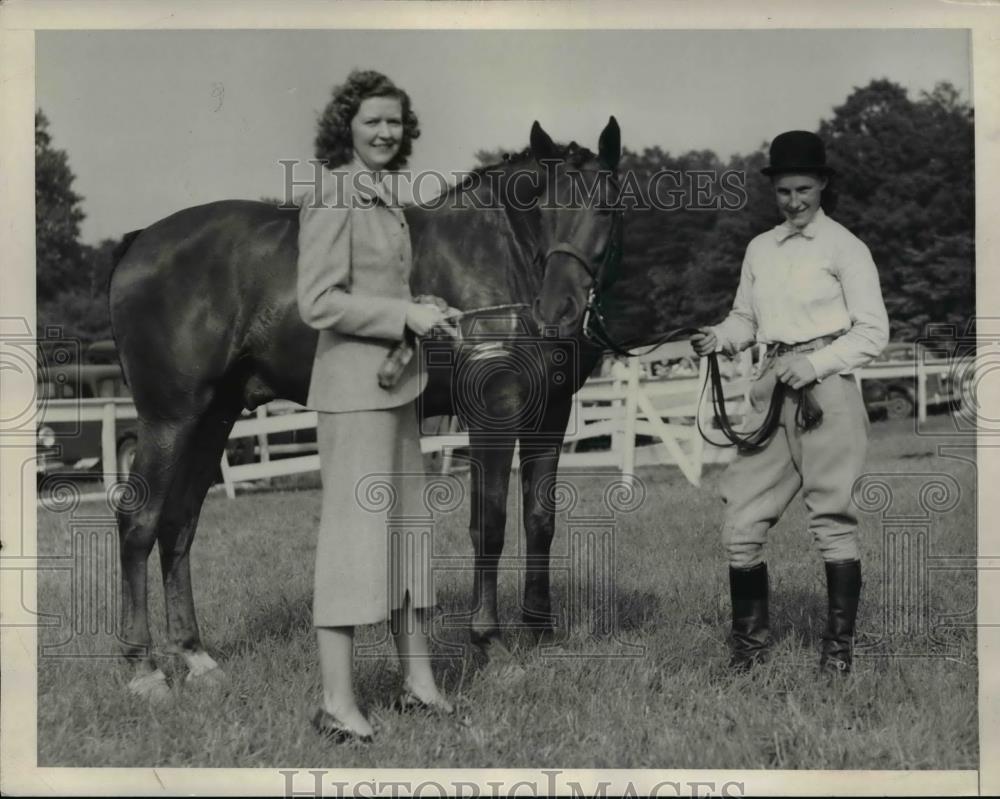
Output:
[316, 625, 375, 736]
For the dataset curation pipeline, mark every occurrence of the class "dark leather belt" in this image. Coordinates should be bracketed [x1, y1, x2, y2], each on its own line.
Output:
[768, 332, 841, 357]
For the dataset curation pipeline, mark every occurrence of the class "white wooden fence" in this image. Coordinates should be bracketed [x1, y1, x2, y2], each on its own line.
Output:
[36, 399, 137, 494]
[36, 347, 961, 500]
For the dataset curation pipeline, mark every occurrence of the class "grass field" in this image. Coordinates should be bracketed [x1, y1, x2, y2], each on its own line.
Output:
[36, 415, 978, 769]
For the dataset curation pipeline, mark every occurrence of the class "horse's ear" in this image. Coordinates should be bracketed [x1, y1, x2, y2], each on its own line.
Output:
[530, 121, 559, 162]
[598, 116, 621, 170]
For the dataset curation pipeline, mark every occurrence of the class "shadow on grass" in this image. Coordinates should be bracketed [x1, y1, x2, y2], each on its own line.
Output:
[215, 591, 313, 659]
[771, 585, 826, 647]
[614, 589, 666, 633]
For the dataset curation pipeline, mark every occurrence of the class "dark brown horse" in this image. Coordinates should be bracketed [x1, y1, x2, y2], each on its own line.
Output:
[110, 119, 622, 699]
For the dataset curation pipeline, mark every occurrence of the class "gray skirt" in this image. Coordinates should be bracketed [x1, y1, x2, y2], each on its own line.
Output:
[313, 403, 436, 627]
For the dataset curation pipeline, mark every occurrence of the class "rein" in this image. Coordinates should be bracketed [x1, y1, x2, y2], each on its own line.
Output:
[583, 320, 823, 452]
[436, 301, 802, 454]
[548, 207, 822, 453]
[427, 217, 798, 452]
[568, 239, 823, 452]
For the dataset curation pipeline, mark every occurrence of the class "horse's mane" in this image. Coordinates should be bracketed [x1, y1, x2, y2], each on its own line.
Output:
[450, 141, 600, 197]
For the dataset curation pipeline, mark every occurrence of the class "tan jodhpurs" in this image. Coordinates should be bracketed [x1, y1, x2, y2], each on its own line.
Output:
[720, 365, 869, 569]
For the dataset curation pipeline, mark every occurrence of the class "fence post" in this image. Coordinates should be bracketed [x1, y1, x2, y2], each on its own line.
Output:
[219, 450, 236, 500]
[610, 363, 625, 463]
[621, 357, 640, 485]
[101, 402, 116, 492]
[257, 405, 271, 466]
[916, 350, 928, 423]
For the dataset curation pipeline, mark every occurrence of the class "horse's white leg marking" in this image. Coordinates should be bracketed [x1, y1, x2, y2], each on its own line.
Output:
[127, 668, 172, 703]
[183, 650, 225, 684]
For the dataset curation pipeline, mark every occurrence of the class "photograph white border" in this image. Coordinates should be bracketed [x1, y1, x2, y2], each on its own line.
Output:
[2, 1, 997, 795]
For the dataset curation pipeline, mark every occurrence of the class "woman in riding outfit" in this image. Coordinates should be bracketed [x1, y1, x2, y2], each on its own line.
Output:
[297, 70, 457, 743]
[692, 131, 889, 675]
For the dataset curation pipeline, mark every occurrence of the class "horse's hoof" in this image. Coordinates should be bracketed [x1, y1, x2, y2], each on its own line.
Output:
[185, 664, 227, 689]
[127, 669, 172, 703]
[473, 634, 511, 660]
[531, 626, 559, 646]
[522, 611, 558, 633]
[483, 659, 527, 686]
[538, 643, 568, 657]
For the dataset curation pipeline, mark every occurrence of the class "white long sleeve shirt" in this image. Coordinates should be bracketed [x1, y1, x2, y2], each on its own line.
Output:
[709, 208, 889, 380]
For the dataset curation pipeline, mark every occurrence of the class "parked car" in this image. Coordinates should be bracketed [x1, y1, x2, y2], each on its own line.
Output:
[38, 341, 318, 478]
[36, 360, 139, 477]
[859, 341, 962, 420]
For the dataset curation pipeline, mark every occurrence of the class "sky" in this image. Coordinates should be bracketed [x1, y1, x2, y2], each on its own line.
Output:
[35, 28, 971, 245]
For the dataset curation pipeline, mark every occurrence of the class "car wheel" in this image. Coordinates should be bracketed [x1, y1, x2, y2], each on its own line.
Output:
[886, 390, 915, 420]
[225, 438, 255, 466]
[117, 437, 137, 479]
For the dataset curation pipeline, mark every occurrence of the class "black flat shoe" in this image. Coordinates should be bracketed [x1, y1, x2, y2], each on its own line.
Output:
[310, 708, 374, 744]
[392, 688, 456, 716]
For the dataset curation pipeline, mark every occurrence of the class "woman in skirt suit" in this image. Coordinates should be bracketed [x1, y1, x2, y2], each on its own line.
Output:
[297, 70, 455, 743]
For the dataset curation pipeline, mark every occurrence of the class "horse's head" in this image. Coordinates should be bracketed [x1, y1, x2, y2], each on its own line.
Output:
[530, 117, 623, 339]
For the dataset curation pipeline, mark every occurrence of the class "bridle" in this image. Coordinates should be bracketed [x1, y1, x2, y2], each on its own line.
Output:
[535, 185, 820, 453]
[537, 171, 626, 353]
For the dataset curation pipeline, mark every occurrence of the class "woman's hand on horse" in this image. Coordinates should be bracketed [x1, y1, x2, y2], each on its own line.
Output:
[775, 355, 818, 389]
[405, 303, 457, 337]
[690, 328, 718, 357]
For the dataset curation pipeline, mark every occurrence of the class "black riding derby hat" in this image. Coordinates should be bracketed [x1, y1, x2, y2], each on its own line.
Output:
[761, 130, 835, 177]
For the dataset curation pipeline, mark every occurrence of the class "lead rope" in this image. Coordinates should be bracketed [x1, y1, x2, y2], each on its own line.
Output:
[586, 307, 826, 450]
[380, 297, 794, 452]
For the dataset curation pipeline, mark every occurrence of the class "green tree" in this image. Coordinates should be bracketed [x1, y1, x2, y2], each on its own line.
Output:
[818, 79, 974, 340]
[35, 110, 87, 303]
[39, 289, 111, 345]
[82, 238, 120, 302]
[624, 79, 975, 344]
[602, 146, 735, 340]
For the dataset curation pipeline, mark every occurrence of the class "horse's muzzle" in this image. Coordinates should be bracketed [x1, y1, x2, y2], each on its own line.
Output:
[532, 294, 582, 338]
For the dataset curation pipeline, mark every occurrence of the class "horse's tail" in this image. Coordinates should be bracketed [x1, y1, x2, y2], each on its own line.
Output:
[111, 229, 144, 270]
[107, 229, 145, 387]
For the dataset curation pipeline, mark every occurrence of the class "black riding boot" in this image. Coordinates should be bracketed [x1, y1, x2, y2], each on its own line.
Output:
[729, 563, 771, 672]
[819, 559, 862, 675]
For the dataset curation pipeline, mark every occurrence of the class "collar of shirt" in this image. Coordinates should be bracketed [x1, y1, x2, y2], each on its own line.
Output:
[774, 207, 827, 244]
[346, 158, 400, 209]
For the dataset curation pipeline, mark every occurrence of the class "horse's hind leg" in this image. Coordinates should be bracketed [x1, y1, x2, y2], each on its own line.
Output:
[117, 418, 190, 701]
[156, 398, 242, 687]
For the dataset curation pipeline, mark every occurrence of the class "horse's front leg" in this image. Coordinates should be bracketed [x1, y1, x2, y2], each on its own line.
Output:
[466, 430, 516, 656]
[518, 398, 574, 641]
